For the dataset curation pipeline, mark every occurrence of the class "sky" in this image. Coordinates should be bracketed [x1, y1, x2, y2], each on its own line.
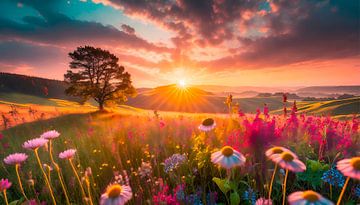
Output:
[0, 0, 359, 88]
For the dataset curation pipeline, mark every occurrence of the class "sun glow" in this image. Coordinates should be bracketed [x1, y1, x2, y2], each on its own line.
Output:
[178, 79, 187, 88]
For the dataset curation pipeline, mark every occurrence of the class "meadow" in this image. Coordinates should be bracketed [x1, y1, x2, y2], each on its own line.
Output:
[0, 102, 359, 205]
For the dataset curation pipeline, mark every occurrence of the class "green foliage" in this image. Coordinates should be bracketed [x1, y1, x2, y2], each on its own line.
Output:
[230, 192, 240, 205]
[297, 159, 329, 189]
[65, 46, 136, 110]
[213, 177, 231, 195]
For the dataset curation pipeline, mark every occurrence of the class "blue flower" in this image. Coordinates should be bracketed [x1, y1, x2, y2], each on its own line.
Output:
[163, 154, 186, 173]
[321, 167, 345, 187]
[243, 188, 256, 205]
[354, 184, 360, 199]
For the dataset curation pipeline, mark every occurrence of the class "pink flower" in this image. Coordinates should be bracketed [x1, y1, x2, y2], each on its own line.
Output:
[22, 138, 48, 150]
[288, 190, 333, 205]
[255, 198, 272, 205]
[59, 149, 77, 159]
[3, 153, 28, 165]
[337, 157, 360, 180]
[0, 178, 12, 191]
[100, 184, 133, 205]
[40, 130, 60, 140]
[211, 146, 246, 169]
[159, 120, 166, 128]
[270, 152, 306, 173]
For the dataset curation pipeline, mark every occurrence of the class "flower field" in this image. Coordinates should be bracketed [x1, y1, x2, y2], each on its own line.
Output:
[0, 109, 359, 205]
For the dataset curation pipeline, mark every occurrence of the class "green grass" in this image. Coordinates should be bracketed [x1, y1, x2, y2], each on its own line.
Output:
[0, 92, 58, 106]
[271, 97, 360, 117]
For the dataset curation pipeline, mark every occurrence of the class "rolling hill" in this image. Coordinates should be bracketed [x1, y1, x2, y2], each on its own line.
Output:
[0, 72, 359, 116]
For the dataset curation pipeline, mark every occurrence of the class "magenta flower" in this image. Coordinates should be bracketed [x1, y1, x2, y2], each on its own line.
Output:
[0, 178, 12, 191]
[59, 149, 77, 159]
[40, 130, 60, 140]
[22, 138, 48, 150]
[3, 153, 28, 165]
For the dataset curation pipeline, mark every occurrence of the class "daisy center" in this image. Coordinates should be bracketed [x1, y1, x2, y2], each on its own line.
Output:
[271, 147, 283, 154]
[350, 157, 360, 171]
[302, 191, 319, 202]
[281, 152, 294, 162]
[107, 184, 122, 198]
[202, 118, 214, 126]
[221, 146, 234, 157]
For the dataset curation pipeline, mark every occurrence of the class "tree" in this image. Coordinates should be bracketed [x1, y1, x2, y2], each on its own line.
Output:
[64, 46, 136, 110]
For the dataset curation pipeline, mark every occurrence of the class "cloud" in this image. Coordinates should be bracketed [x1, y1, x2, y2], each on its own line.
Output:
[0, 1, 171, 53]
[93, 0, 359, 71]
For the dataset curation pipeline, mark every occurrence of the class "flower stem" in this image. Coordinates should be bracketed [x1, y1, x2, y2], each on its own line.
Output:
[49, 141, 71, 205]
[69, 159, 87, 203]
[34, 149, 57, 205]
[282, 169, 289, 205]
[268, 163, 278, 200]
[85, 178, 94, 205]
[15, 164, 28, 201]
[3, 190, 9, 205]
[336, 177, 350, 205]
[330, 184, 332, 200]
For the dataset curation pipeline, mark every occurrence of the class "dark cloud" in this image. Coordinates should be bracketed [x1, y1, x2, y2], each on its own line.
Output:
[108, 0, 259, 47]
[198, 0, 360, 70]
[121, 24, 135, 35]
[0, 0, 170, 53]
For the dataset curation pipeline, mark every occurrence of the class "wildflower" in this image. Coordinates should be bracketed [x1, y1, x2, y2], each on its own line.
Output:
[164, 154, 186, 173]
[321, 167, 345, 187]
[22, 138, 48, 150]
[100, 184, 132, 205]
[354, 184, 360, 198]
[211, 146, 246, 169]
[243, 188, 257, 205]
[270, 152, 306, 173]
[0, 178, 11, 191]
[59, 149, 77, 159]
[270, 151, 305, 205]
[40, 130, 60, 140]
[336, 157, 360, 180]
[265, 146, 296, 159]
[255, 198, 272, 205]
[288, 190, 333, 205]
[60, 148, 87, 203]
[159, 120, 166, 128]
[336, 157, 360, 205]
[85, 167, 92, 177]
[198, 118, 216, 132]
[3, 153, 29, 200]
[3, 153, 28, 165]
[153, 184, 179, 205]
[138, 162, 152, 178]
[0, 178, 11, 205]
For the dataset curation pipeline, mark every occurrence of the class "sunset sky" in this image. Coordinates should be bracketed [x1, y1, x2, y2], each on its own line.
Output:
[0, 0, 359, 88]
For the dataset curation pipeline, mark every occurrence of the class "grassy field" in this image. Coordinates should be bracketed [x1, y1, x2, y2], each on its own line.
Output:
[0, 93, 359, 205]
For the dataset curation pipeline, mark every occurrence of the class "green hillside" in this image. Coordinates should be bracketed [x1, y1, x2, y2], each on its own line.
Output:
[271, 97, 360, 118]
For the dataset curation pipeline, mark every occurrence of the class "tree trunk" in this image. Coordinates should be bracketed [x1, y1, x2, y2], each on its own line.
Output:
[98, 101, 104, 111]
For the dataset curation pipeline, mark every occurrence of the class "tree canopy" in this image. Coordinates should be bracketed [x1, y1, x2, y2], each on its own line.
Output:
[64, 46, 136, 110]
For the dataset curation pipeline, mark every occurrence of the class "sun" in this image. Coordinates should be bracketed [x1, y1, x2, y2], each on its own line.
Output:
[178, 79, 187, 88]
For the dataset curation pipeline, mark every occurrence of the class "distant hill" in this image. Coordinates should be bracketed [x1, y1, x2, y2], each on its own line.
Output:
[0, 72, 78, 101]
[125, 84, 289, 113]
[296, 86, 360, 97]
[271, 97, 360, 118]
[0, 72, 358, 115]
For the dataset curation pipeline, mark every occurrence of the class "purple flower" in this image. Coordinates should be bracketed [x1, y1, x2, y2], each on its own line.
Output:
[23, 138, 48, 150]
[40, 130, 60, 140]
[59, 149, 77, 159]
[164, 154, 186, 173]
[3, 153, 28, 165]
[0, 178, 12, 191]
